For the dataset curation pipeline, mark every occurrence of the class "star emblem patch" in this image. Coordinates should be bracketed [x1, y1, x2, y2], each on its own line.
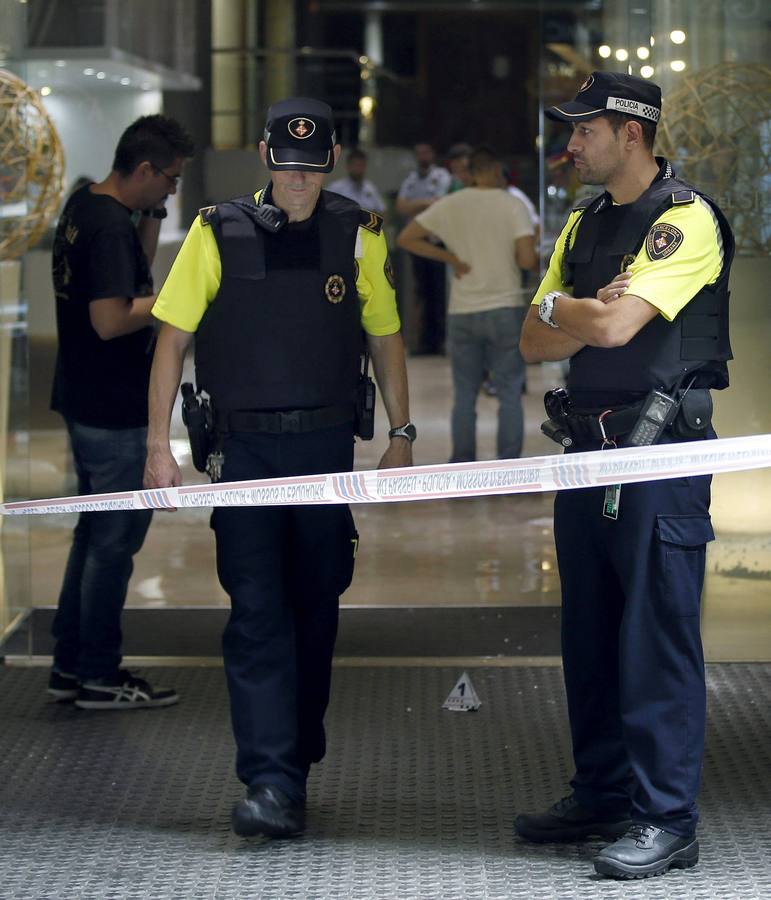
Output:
[288, 117, 315, 139]
[645, 223, 684, 261]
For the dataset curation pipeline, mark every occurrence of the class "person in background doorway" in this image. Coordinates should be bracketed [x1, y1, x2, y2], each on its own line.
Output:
[396, 142, 452, 354]
[326, 146, 386, 214]
[398, 145, 536, 462]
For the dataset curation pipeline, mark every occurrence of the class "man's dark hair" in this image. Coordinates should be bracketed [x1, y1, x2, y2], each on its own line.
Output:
[347, 147, 367, 162]
[112, 114, 195, 176]
[447, 142, 472, 160]
[603, 111, 657, 150]
[469, 145, 501, 174]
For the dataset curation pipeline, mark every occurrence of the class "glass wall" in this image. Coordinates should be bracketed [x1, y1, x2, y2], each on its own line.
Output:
[539, 0, 771, 658]
[0, 0, 202, 649]
[0, 0, 32, 642]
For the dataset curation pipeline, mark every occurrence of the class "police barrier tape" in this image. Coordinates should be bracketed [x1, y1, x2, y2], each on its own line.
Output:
[2, 434, 770, 517]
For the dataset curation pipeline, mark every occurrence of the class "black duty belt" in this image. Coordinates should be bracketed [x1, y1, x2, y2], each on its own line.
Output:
[217, 404, 355, 435]
[563, 402, 645, 444]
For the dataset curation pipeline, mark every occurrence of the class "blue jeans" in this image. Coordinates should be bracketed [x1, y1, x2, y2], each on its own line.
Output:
[447, 306, 526, 461]
[52, 421, 153, 680]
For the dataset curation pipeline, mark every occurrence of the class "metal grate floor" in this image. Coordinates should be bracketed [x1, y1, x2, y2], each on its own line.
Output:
[0, 664, 769, 899]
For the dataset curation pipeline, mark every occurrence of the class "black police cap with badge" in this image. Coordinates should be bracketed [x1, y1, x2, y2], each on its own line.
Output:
[264, 97, 337, 174]
[546, 71, 662, 124]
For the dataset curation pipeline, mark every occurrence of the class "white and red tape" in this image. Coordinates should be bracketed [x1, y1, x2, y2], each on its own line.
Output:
[2, 433, 770, 517]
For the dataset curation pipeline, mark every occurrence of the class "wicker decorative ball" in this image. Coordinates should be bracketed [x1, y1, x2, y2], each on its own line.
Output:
[0, 68, 65, 260]
[656, 63, 771, 257]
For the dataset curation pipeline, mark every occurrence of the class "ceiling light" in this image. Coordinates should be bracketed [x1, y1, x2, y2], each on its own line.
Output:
[636, 46, 650, 59]
[598, 45, 612, 58]
[640, 65, 655, 78]
[40, 86, 52, 96]
[670, 29, 686, 44]
[670, 60, 687, 72]
[615, 48, 629, 61]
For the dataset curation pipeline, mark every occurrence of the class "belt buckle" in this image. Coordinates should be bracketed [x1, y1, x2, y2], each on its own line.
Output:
[278, 410, 302, 433]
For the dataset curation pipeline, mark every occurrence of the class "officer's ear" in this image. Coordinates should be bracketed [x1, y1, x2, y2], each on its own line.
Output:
[332, 144, 342, 167]
[624, 119, 644, 150]
[258, 141, 268, 166]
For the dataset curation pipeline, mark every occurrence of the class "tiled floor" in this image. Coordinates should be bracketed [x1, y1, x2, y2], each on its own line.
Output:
[7, 354, 771, 661]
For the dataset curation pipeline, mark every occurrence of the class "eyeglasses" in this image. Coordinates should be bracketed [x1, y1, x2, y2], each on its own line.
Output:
[151, 163, 181, 187]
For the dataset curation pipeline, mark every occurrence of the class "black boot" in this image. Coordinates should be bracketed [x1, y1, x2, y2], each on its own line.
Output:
[231, 784, 306, 838]
[594, 823, 699, 879]
[514, 794, 631, 843]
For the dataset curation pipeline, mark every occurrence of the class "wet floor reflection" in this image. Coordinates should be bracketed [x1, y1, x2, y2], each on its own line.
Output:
[19, 355, 771, 661]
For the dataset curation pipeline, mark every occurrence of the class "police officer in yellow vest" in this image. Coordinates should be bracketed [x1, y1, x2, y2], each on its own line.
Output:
[515, 73, 733, 879]
[144, 98, 414, 838]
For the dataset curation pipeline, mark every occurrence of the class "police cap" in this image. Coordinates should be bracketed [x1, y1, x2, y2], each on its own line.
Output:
[264, 97, 337, 173]
[546, 71, 662, 125]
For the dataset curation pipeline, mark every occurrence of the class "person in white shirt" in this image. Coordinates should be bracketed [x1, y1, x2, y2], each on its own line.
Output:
[398, 146, 537, 461]
[326, 147, 386, 214]
[396, 142, 452, 354]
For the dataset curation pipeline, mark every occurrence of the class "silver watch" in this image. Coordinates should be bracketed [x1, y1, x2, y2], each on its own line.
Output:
[538, 291, 562, 329]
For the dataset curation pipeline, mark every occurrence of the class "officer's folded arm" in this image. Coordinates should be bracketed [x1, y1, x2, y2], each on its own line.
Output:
[552, 291, 659, 347]
[520, 289, 660, 363]
[144, 321, 195, 491]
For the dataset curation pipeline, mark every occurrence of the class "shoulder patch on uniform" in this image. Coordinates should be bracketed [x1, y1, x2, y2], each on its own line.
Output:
[646, 222, 684, 261]
[359, 208, 383, 235]
[198, 205, 217, 226]
[384, 253, 395, 289]
[671, 189, 696, 205]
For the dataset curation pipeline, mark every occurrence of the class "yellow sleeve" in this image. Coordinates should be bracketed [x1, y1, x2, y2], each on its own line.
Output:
[152, 216, 222, 332]
[625, 198, 723, 321]
[357, 227, 401, 336]
[531, 210, 583, 305]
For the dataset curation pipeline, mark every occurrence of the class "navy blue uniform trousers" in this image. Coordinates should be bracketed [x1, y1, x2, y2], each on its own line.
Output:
[211, 423, 357, 802]
[555, 442, 715, 837]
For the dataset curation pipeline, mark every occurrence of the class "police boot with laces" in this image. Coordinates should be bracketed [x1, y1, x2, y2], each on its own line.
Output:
[514, 794, 631, 843]
[231, 784, 306, 838]
[594, 823, 699, 879]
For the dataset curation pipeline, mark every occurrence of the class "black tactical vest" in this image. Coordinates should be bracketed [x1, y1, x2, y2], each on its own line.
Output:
[195, 188, 362, 412]
[562, 159, 734, 408]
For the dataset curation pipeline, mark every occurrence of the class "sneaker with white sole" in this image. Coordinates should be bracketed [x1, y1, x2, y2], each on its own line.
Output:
[47, 669, 79, 702]
[75, 670, 179, 710]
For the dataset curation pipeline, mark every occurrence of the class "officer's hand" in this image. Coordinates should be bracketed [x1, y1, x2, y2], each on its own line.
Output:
[597, 272, 632, 304]
[451, 257, 472, 279]
[377, 438, 413, 470]
[143, 447, 182, 510]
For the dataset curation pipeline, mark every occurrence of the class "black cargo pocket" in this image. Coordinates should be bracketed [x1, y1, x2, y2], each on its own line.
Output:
[655, 515, 715, 617]
[336, 507, 359, 595]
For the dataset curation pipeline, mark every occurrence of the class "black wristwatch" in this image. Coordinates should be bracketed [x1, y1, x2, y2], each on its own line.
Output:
[388, 422, 417, 443]
[142, 207, 168, 219]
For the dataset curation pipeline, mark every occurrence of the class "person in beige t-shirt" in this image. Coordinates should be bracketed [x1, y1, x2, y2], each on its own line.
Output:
[398, 146, 537, 461]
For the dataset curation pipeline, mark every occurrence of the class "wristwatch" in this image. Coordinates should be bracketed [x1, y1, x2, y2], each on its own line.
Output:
[142, 207, 168, 219]
[388, 422, 417, 443]
[538, 290, 562, 329]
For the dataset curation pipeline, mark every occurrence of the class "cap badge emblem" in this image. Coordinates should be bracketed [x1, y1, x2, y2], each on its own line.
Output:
[579, 75, 594, 92]
[645, 223, 684, 261]
[288, 117, 315, 139]
[325, 274, 346, 303]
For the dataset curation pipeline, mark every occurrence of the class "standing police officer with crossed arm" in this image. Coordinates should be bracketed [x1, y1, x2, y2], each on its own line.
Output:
[144, 98, 414, 838]
[515, 73, 733, 880]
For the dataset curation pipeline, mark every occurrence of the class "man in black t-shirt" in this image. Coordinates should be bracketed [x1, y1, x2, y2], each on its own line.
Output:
[48, 115, 194, 710]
